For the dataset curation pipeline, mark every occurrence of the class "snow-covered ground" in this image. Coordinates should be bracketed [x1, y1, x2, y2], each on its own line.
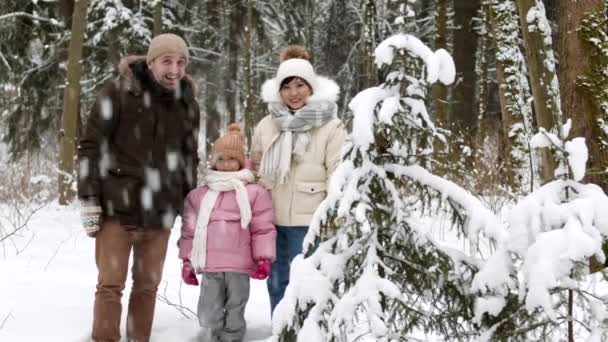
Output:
[0, 202, 272, 342]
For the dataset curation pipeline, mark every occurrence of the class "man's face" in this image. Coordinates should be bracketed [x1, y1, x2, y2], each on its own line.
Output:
[147, 53, 187, 89]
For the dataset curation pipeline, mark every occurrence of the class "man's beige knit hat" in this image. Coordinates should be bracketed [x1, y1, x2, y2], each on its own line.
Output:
[146, 33, 189, 65]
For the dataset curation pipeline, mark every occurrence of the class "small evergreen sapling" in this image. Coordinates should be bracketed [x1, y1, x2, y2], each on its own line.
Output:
[274, 34, 508, 342]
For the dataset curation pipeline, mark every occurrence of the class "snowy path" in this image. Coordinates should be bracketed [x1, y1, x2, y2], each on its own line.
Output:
[0, 203, 272, 342]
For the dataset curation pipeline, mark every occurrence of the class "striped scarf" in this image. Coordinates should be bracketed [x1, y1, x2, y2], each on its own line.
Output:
[260, 100, 337, 184]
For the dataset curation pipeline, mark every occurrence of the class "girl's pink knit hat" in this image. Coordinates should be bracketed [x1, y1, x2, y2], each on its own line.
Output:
[211, 123, 246, 168]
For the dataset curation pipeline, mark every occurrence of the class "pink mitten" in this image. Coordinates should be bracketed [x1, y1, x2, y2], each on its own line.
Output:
[182, 260, 199, 286]
[251, 260, 271, 280]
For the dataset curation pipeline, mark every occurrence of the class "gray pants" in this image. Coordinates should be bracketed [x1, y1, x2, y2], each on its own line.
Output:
[197, 272, 250, 342]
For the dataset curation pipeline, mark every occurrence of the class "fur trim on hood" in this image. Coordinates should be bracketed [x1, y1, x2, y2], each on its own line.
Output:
[261, 75, 340, 104]
[117, 55, 198, 96]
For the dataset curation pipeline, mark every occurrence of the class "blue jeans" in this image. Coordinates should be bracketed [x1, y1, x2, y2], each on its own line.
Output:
[267, 226, 308, 315]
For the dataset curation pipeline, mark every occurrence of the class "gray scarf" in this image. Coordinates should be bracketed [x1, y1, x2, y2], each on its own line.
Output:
[260, 100, 337, 184]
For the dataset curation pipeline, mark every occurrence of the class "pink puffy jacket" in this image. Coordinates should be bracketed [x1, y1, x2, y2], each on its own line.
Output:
[178, 184, 276, 274]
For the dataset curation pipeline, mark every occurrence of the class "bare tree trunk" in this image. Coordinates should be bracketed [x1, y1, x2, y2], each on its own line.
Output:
[432, 0, 449, 127]
[490, 0, 537, 192]
[222, 1, 240, 124]
[205, 0, 222, 148]
[452, 0, 480, 138]
[474, 2, 491, 150]
[58, 0, 88, 204]
[244, 0, 254, 148]
[558, 0, 608, 189]
[59, 0, 74, 29]
[153, 0, 162, 36]
[516, 0, 560, 182]
[362, 0, 378, 88]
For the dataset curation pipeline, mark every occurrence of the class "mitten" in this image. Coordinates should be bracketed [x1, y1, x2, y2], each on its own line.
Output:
[251, 260, 271, 280]
[80, 201, 102, 238]
[182, 259, 199, 286]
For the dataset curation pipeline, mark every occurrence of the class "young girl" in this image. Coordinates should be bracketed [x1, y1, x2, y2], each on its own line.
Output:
[178, 123, 276, 342]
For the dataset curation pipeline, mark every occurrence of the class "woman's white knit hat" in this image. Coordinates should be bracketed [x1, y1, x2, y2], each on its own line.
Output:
[261, 45, 340, 103]
[275, 58, 318, 90]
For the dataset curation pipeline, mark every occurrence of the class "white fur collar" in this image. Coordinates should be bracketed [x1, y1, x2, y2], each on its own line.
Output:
[261, 76, 340, 104]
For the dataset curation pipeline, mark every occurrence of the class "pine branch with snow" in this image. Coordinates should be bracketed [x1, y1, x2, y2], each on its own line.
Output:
[473, 120, 608, 341]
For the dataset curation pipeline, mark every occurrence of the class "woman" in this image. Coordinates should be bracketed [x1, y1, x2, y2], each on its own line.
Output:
[251, 45, 347, 314]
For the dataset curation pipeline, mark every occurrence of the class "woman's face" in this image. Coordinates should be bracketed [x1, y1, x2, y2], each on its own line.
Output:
[280, 77, 312, 110]
[215, 155, 241, 172]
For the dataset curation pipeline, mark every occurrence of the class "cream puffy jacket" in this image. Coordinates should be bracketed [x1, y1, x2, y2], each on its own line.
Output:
[251, 76, 348, 227]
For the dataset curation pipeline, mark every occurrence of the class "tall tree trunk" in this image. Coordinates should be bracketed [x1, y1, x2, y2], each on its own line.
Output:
[244, 0, 254, 148]
[474, 2, 491, 150]
[490, 0, 537, 192]
[362, 0, 378, 88]
[452, 0, 480, 137]
[58, 0, 88, 204]
[558, 0, 608, 189]
[153, 0, 162, 36]
[432, 0, 449, 127]
[516, 0, 560, 182]
[205, 0, 222, 149]
[59, 0, 74, 28]
[223, 1, 240, 124]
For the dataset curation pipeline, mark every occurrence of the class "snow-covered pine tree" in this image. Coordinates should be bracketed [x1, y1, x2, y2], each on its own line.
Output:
[83, 0, 158, 95]
[473, 120, 608, 341]
[273, 34, 509, 342]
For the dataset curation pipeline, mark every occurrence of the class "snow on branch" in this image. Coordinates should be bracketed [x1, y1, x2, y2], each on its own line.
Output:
[374, 34, 455, 85]
[374, 34, 440, 83]
[349, 87, 393, 152]
[0, 12, 64, 27]
[384, 163, 508, 246]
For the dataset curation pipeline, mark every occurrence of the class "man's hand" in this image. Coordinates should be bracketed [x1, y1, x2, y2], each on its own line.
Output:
[80, 201, 102, 238]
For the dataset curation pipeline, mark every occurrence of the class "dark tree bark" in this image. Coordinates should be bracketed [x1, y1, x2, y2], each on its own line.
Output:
[451, 0, 480, 137]
[558, 0, 608, 189]
[432, 0, 449, 127]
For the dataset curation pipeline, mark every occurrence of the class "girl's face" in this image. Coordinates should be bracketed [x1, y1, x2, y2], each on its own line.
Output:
[280, 77, 312, 110]
[215, 155, 241, 172]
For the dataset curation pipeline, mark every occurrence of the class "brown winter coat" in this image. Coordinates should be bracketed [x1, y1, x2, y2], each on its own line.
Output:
[77, 56, 200, 229]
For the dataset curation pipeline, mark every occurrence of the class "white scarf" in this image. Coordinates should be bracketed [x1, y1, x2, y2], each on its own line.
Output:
[190, 169, 255, 271]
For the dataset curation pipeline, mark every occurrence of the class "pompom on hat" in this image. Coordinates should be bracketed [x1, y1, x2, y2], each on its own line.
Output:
[261, 45, 340, 103]
[146, 33, 190, 65]
[211, 123, 246, 169]
[275, 45, 317, 91]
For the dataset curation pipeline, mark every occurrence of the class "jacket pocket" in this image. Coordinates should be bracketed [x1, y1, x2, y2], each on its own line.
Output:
[293, 182, 327, 215]
[102, 167, 142, 216]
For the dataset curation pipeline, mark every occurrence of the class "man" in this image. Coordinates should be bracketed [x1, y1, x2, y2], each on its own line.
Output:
[78, 33, 200, 342]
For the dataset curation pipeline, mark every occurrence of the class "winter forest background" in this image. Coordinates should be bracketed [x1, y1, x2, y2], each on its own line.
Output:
[3, 0, 608, 341]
